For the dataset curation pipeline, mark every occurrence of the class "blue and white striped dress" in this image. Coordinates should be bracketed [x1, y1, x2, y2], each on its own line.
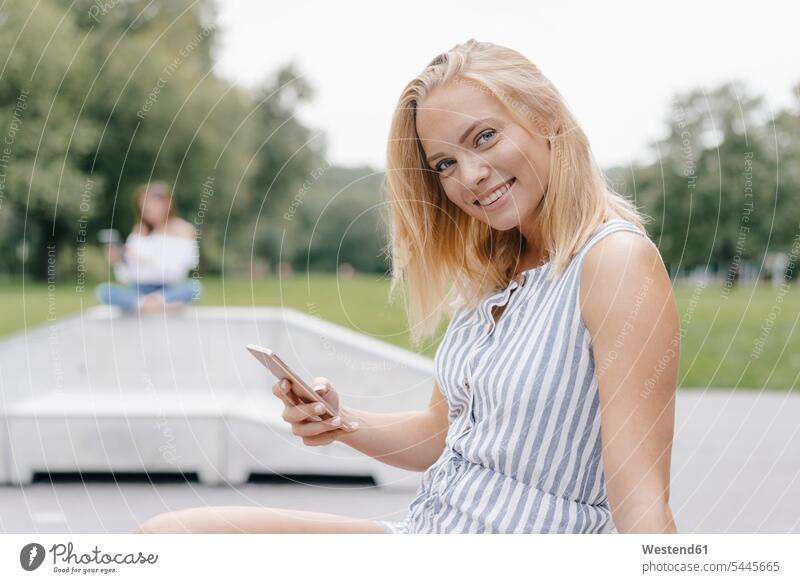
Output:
[377, 219, 648, 534]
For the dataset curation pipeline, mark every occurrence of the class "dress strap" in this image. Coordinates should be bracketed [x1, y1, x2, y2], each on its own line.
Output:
[575, 219, 647, 263]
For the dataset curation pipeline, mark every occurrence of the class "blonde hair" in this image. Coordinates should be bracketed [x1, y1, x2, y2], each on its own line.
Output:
[385, 39, 650, 349]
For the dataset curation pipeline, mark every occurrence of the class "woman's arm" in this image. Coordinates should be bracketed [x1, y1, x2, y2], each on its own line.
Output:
[336, 382, 450, 472]
[161, 219, 199, 281]
[111, 231, 140, 285]
[581, 230, 680, 534]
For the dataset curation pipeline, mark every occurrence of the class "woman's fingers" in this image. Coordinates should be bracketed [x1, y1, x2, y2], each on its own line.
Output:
[273, 378, 326, 406]
[312, 376, 331, 388]
[312, 377, 342, 411]
[290, 416, 347, 437]
[272, 379, 299, 407]
[282, 401, 328, 423]
[271, 377, 358, 441]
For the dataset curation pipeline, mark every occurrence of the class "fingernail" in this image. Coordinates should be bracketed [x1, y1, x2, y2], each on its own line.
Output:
[281, 380, 288, 389]
[348, 422, 359, 430]
[313, 404, 324, 413]
[331, 416, 341, 426]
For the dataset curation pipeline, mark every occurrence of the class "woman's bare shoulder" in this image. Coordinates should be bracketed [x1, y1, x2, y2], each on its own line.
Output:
[165, 218, 197, 238]
[579, 230, 671, 331]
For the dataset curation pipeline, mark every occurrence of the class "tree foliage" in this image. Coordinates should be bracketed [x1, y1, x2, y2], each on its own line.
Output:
[1, 2, 797, 283]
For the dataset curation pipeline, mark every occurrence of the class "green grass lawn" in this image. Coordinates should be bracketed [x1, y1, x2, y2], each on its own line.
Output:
[1, 275, 797, 390]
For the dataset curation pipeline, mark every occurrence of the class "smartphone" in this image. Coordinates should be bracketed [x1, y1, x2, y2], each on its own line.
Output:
[98, 228, 122, 247]
[245, 344, 337, 421]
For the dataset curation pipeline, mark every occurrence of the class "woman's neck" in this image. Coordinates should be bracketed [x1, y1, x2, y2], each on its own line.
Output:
[145, 218, 170, 233]
[509, 248, 549, 281]
[515, 227, 548, 273]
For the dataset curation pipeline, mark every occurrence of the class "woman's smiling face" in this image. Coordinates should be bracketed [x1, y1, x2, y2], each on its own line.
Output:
[415, 80, 551, 237]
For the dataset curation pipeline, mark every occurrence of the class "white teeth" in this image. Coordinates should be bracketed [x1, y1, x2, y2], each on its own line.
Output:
[476, 179, 513, 206]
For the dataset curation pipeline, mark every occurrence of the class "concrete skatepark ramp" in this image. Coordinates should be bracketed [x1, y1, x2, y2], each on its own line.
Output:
[2, 306, 799, 534]
[0, 306, 431, 489]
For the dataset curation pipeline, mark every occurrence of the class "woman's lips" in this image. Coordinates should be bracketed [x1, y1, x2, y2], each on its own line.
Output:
[474, 177, 516, 209]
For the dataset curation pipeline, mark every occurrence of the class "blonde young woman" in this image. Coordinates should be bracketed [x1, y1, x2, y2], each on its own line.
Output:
[135, 40, 679, 534]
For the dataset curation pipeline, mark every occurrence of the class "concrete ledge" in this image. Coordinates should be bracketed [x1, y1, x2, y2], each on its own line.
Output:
[0, 306, 431, 489]
[0, 415, 7, 485]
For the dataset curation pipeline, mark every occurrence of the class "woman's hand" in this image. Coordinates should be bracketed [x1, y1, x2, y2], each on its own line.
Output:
[105, 244, 124, 264]
[272, 376, 359, 447]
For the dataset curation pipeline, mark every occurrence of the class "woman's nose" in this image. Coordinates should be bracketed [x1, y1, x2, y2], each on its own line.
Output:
[459, 154, 491, 190]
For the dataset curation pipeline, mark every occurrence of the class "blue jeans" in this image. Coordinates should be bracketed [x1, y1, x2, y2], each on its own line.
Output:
[95, 279, 202, 312]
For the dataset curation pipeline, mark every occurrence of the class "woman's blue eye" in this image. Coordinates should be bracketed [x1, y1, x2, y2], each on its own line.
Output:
[434, 159, 454, 173]
[476, 129, 497, 145]
[432, 129, 497, 173]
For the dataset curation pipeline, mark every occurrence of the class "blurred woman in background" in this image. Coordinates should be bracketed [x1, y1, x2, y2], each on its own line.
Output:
[95, 181, 201, 314]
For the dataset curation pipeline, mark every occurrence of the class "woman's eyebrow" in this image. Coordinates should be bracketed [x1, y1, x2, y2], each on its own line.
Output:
[425, 117, 497, 163]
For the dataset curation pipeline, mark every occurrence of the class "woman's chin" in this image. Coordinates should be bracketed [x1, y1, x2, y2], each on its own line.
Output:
[469, 203, 523, 231]
[486, 213, 520, 232]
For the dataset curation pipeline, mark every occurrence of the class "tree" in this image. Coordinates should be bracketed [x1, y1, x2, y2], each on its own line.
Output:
[623, 81, 783, 276]
[0, 0, 103, 278]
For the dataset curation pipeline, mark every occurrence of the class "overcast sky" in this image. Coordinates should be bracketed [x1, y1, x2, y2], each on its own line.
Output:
[213, 0, 798, 171]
